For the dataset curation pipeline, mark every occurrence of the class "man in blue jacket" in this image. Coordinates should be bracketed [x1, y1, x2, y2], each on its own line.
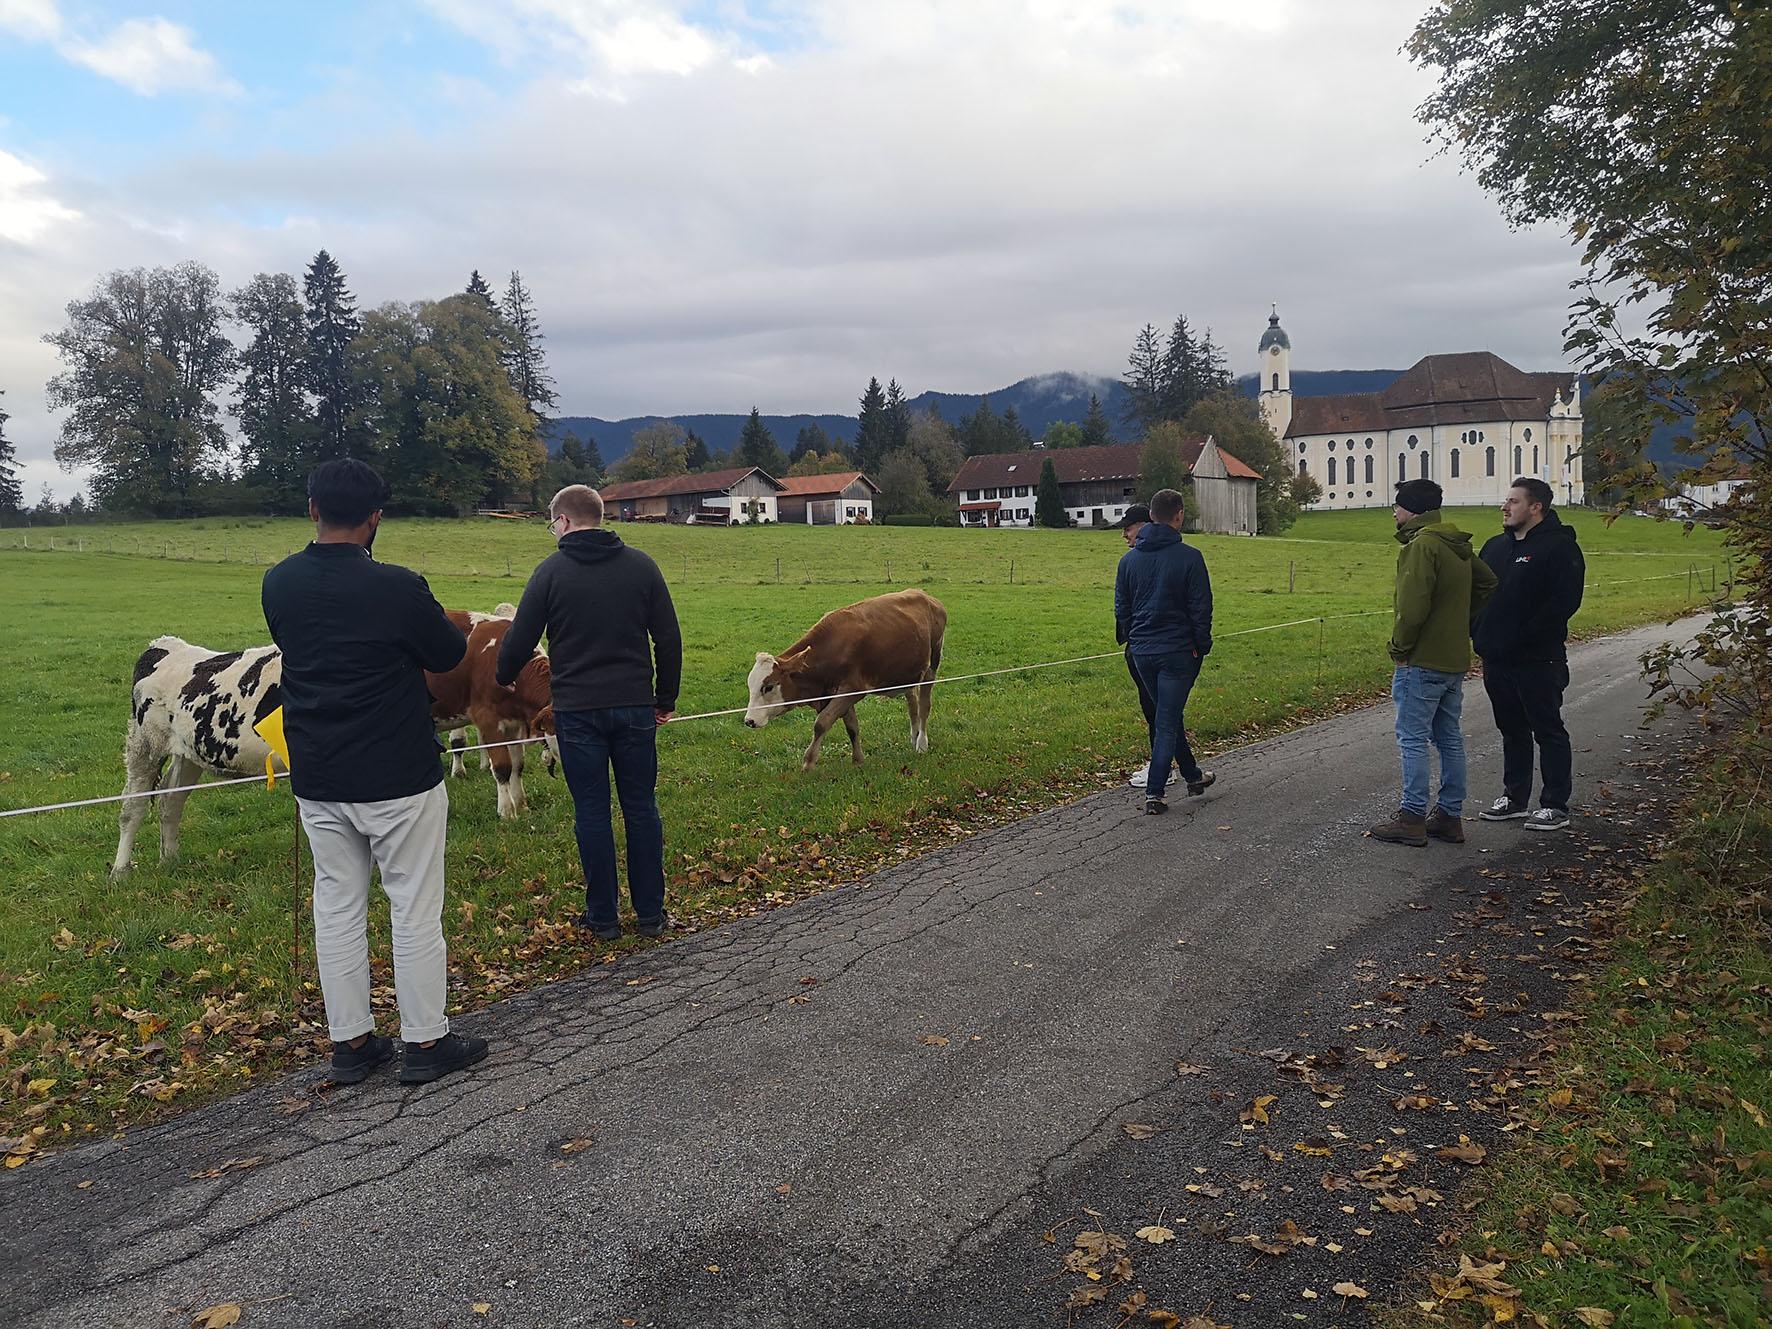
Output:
[1115, 487, 1216, 814]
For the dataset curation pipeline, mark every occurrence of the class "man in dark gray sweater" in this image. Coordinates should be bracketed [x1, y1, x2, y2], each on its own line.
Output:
[497, 485, 683, 940]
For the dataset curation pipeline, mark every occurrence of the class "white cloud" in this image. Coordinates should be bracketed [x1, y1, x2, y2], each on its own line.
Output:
[0, 148, 79, 244]
[63, 16, 239, 96]
[0, 0, 62, 42]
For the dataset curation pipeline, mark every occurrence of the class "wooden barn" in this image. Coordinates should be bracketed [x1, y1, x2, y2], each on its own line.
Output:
[946, 440, 1260, 534]
[775, 472, 879, 525]
[598, 468, 786, 524]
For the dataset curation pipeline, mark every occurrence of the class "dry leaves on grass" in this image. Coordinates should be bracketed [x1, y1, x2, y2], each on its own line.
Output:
[1574, 1309, 1616, 1327]
[1436, 1136, 1488, 1165]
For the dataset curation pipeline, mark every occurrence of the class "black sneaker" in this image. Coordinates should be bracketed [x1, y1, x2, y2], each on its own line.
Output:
[1478, 796, 1529, 821]
[636, 915, 668, 938]
[1145, 797, 1168, 815]
[329, 1033, 394, 1084]
[578, 914, 622, 942]
[398, 1032, 489, 1085]
[1186, 771, 1216, 797]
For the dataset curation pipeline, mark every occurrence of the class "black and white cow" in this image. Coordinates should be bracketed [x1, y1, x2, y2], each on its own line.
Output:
[112, 636, 284, 878]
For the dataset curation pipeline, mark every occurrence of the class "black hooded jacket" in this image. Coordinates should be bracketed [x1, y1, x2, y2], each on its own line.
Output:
[496, 529, 683, 713]
[1472, 510, 1587, 666]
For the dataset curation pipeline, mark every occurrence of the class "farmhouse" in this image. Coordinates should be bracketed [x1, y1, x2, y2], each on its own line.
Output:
[1670, 464, 1750, 519]
[1257, 310, 1587, 511]
[599, 467, 786, 524]
[946, 440, 1261, 534]
[775, 471, 880, 525]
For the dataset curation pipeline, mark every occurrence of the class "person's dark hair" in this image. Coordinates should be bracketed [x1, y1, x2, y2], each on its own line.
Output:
[1149, 488, 1186, 524]
[1511, 477, 1554, 512]
[308, 459, 389, 528]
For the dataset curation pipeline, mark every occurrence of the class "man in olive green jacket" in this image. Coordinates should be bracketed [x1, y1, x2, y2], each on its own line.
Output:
[1370, 479, 1498, 848]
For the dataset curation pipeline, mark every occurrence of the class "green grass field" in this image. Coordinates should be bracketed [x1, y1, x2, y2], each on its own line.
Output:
[0, 509, 1731, 1148]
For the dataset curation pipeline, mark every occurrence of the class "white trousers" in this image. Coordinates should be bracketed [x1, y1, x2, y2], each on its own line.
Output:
[297, 783, 451, 1044]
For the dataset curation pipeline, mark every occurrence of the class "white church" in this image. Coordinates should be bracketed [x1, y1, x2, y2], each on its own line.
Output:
[1256, 311, 1586, 511]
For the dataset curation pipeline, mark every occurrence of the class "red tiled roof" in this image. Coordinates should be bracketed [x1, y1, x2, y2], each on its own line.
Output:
[946, 438, 1254, 493]
[1286, 353, 1577, 438]
[598, 467, 783, 501]
[773, 471, 880, 496]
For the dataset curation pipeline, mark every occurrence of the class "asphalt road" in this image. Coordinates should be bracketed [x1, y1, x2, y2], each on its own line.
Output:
[0, 618, 1702, 1329]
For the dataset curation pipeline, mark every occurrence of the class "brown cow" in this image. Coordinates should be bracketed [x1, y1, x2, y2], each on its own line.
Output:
[743, 588, 946, 769]
[427, 613, 553, 818]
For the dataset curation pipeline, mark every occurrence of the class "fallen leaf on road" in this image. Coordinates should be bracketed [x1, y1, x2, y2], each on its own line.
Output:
[1174, 1061, 1209, 1076]
[560, 1138, 595, 1155]
[1436, 1137, 1487, 1165]
[1332, 1281, 1369, 1299]
[191, 1305, 242, 1329]
[918, 1034, 950, 1047]
[1300, 1288, 1318, 1299]
[1123, 1123, 1159, 1139]
[1136, 1226, 1176, 1244]
[189, 1156, 265, 1180]
[1065, 1285, 1107, 1309]
[472, 1304, 490, 1315]
[1239, 1094, 1276, 1126]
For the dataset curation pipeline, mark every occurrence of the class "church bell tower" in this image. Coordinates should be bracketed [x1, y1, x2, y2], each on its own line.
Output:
[1257, 306, 1292, 439]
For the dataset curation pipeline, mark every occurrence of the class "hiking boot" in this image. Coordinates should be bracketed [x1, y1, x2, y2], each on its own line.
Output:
[1425, 807, 1465, 844]
[398, 1032, 489, 1085]
[636, 914, 668, 938]
[1144, 797, 1168, 816]
[578, 914, 622, 942]
[1524, 807, 1572, 833]
[328, 1033, 394, 1084]
[1186, 771, 1216, 797]
[1369, 808, 1428, 847]
[1478, 796, 1530, 821]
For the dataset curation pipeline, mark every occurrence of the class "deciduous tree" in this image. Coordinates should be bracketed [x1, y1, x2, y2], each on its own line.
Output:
[1183, 389, 1298, 533]
[611, 421, 689, 482]
[231, 272, 314, 507]
[45, 262, 235, 515]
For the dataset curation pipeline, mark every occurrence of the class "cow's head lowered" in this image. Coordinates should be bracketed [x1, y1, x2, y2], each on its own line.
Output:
[744, 650, 810, 728]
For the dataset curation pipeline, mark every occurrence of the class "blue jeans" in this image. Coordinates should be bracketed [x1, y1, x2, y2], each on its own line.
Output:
[553, 707, 666, 927]
[1392, 665, 1466, 816]
[1132, 650, 1204, 799]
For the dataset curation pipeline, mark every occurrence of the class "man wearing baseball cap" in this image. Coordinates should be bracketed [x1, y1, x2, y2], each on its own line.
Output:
[1110, 503, 1168, 789]
[1369, 478, 1497, 847]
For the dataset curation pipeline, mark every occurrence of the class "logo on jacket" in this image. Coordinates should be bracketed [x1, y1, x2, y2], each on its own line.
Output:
[1514, 555, 1532, 563]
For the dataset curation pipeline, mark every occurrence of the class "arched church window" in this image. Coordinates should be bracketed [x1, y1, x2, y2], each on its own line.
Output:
[1364, 455, 1374, 483]
[1523, 427, 1532, 442]
[1533, 446, 1540, 472]
[1328, 458, 1338, 485]
[1271, 373, 1279, 391]
[1298, 442, 1306, 454]
[1408, 435, 1419, 449]
[1299, 459, 1308, 477]
[1364, 437, 1373, 448]
[1328, 439, 1336, 450]
[1419, 451, 1430, 480]
[1485, 446, 1495, 476]
[1515, 445, 1523, 473]
[1450, 449, 1461, 478]
[1398, 452, 1406, 478]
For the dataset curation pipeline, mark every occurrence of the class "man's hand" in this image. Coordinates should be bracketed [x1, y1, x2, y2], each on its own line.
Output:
[655, 708, 675, 726]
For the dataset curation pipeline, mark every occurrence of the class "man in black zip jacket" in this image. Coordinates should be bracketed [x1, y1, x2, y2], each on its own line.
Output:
[497, 485, 682, 941]
[263, 459, 488, 1086]
[1472, 477, 1586, 832]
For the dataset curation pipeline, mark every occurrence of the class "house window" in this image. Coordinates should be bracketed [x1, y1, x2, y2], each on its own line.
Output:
[1486, 447, 1495, 477]
[1419, 451, 1429, 480]
[985, 487, 998, 499]
[1450, 449, 1461, 478]
[1017, 485, 1030, 497]
[1514, 446, 1522, 474]
[1328, 458, 1338, 485]
[1364, 455, 1374, 483]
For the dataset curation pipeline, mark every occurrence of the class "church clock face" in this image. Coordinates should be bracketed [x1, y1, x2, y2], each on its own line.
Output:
[1270, 346, 1281, 357]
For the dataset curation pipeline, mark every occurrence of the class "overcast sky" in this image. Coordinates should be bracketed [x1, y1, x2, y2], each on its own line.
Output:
[0, 0, 1584, 499]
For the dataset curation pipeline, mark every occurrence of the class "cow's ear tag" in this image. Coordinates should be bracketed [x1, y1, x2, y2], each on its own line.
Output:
[253, 706, 290, 790]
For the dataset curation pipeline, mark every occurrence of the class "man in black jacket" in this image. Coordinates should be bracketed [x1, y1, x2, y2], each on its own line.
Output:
[263, 459, 488, 1085]
[1473, 477, 1586, 832]
[1114, 487, 1215, 815]
[1110, 503, 1167, 790]
[498, 485, 683, 940]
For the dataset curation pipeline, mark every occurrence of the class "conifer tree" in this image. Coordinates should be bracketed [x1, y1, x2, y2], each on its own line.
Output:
[1080, 392, 1114, 446]
[855, 376, 892, 471]
[684, 429, 712, 471]
[1122, 324, 1164, 432]
[0, 388, 20, 515]
[304, 250, 366, 460]
[737, 407, 788, 476]
[885, 378, 911, 453]
[1035, 456, 1067, 527]
[466, 269, 495, 307]
[500, 270, 559, 425]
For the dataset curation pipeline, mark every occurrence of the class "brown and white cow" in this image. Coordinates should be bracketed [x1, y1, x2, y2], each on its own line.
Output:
[426, 614, 554, 819]
[112, 636, 285, 877]
[744, 588, 946, 769]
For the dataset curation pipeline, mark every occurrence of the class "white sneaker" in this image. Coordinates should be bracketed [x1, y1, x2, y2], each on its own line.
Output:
[1128, 763, 1150, 789]
[1524, 807, 1571, 832]
[1479, 795, 1530, 821]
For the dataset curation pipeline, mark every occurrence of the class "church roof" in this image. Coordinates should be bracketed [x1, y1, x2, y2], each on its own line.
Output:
[1258, 309, 1290, 352]
[1284, 352, 1571, 438]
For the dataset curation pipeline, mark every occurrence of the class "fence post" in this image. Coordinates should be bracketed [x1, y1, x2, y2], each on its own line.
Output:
[776, 557, 781, 583]
[1009, 559, 1015, 585]
[506, 556, 512, 577]
[885, 559, 892, 582]
[1687, 564, 1693, 601]
[1317, 617, 1325, 685]
[1726, 554, 1734, 597]
[1289, 560, 1295, 593]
